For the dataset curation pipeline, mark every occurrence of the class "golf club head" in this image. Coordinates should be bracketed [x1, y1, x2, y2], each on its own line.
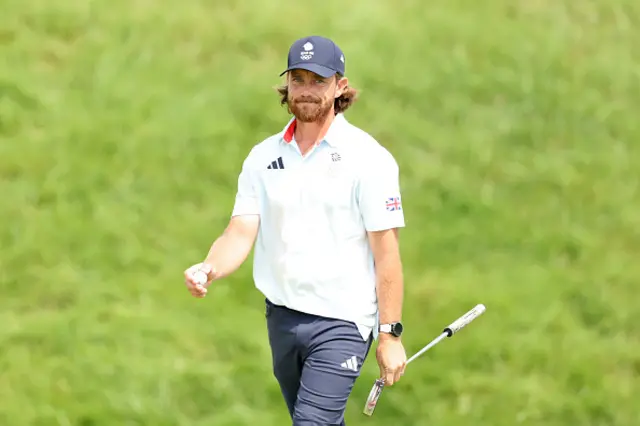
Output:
[362, 378, 385, 416]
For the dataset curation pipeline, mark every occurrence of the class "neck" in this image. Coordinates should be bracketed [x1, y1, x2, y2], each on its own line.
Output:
[295, 112, 336, 148]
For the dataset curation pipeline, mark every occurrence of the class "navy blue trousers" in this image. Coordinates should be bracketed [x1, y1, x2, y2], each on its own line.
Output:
[265, 299, 373, 425]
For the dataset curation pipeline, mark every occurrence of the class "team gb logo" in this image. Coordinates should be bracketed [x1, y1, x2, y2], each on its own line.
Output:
[300, 42, 314, 60]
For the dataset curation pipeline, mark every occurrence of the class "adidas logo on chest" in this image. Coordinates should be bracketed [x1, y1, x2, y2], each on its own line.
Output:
[267, 157, 285, 169]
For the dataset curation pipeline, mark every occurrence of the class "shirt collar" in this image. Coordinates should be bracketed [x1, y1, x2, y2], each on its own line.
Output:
[281, 113, 346, 147]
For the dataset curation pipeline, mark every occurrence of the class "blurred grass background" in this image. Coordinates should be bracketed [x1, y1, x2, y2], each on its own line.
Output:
[1, 0, 639, 425]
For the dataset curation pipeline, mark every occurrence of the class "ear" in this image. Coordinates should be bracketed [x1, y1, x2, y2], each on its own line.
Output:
[334, 76, 349, 98]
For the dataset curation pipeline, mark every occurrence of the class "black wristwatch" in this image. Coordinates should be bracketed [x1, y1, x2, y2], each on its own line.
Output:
[379, 322, 403, 337]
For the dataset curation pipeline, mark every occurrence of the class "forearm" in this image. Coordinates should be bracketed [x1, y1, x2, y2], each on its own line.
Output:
[202, 223, 257, 279]
[375, 254, 404, 325]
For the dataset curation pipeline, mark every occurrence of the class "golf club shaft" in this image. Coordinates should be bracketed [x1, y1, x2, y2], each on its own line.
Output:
[406, 332, 447, 365]
[405, 304, 486, 366]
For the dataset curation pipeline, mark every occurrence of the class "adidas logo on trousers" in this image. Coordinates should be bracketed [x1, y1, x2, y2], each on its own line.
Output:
[341, 356, 358, 371]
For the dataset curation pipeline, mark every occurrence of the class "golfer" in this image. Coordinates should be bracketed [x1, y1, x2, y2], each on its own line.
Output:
[184, 35, 407, 425]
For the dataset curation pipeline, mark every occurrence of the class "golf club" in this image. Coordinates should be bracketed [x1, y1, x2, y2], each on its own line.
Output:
[362, 303, 487, 416]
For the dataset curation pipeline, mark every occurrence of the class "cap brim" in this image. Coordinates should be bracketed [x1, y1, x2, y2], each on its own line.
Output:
[279, 63, 337, 78]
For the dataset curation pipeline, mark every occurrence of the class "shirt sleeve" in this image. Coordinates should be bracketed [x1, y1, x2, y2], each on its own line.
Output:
[231, 151, 260, 217]
[357, 148, 405, 231]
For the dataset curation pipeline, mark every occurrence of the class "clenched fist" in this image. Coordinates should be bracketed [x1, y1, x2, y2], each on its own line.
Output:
[376, 336, 407, 386]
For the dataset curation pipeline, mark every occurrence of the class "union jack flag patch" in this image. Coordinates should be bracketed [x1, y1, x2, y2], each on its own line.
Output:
[385, 196, 402, 211]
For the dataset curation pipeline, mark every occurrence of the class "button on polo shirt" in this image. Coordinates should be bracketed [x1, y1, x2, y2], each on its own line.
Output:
[231, 113, 405, 341]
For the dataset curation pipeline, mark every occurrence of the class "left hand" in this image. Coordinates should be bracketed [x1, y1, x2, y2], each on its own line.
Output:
[375, 335, 407, 386]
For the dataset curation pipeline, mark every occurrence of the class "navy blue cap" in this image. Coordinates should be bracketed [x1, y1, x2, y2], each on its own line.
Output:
[280, 35, 346, 78]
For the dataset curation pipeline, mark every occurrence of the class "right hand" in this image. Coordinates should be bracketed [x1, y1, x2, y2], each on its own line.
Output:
[184, 262, 215, 298]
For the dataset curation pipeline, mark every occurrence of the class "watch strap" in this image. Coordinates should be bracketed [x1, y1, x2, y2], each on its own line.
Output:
[379, 324, 393, 333]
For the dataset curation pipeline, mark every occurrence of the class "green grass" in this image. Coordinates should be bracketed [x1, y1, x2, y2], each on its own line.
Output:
[1, 0, 639, 425]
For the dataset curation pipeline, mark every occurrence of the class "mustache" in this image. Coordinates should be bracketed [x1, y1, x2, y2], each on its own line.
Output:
[293, 96, 321, 104]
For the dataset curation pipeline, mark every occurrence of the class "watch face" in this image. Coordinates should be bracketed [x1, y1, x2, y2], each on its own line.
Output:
[392, 322, 403, 336]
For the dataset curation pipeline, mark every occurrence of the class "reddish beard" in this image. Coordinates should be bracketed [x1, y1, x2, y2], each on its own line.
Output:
[288, 95, 333, 123]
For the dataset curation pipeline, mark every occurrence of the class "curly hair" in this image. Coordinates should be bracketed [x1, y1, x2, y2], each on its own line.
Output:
[276, 74, 359, 115]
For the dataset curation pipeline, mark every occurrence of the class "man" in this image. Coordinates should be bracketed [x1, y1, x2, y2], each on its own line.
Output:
[183, 35, 407, 425]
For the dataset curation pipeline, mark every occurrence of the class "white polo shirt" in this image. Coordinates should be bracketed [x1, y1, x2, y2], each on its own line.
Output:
[231, 113, 405, 341]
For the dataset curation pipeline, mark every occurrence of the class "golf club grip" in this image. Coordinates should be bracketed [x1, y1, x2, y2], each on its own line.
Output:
[443, 304, 486, 336]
